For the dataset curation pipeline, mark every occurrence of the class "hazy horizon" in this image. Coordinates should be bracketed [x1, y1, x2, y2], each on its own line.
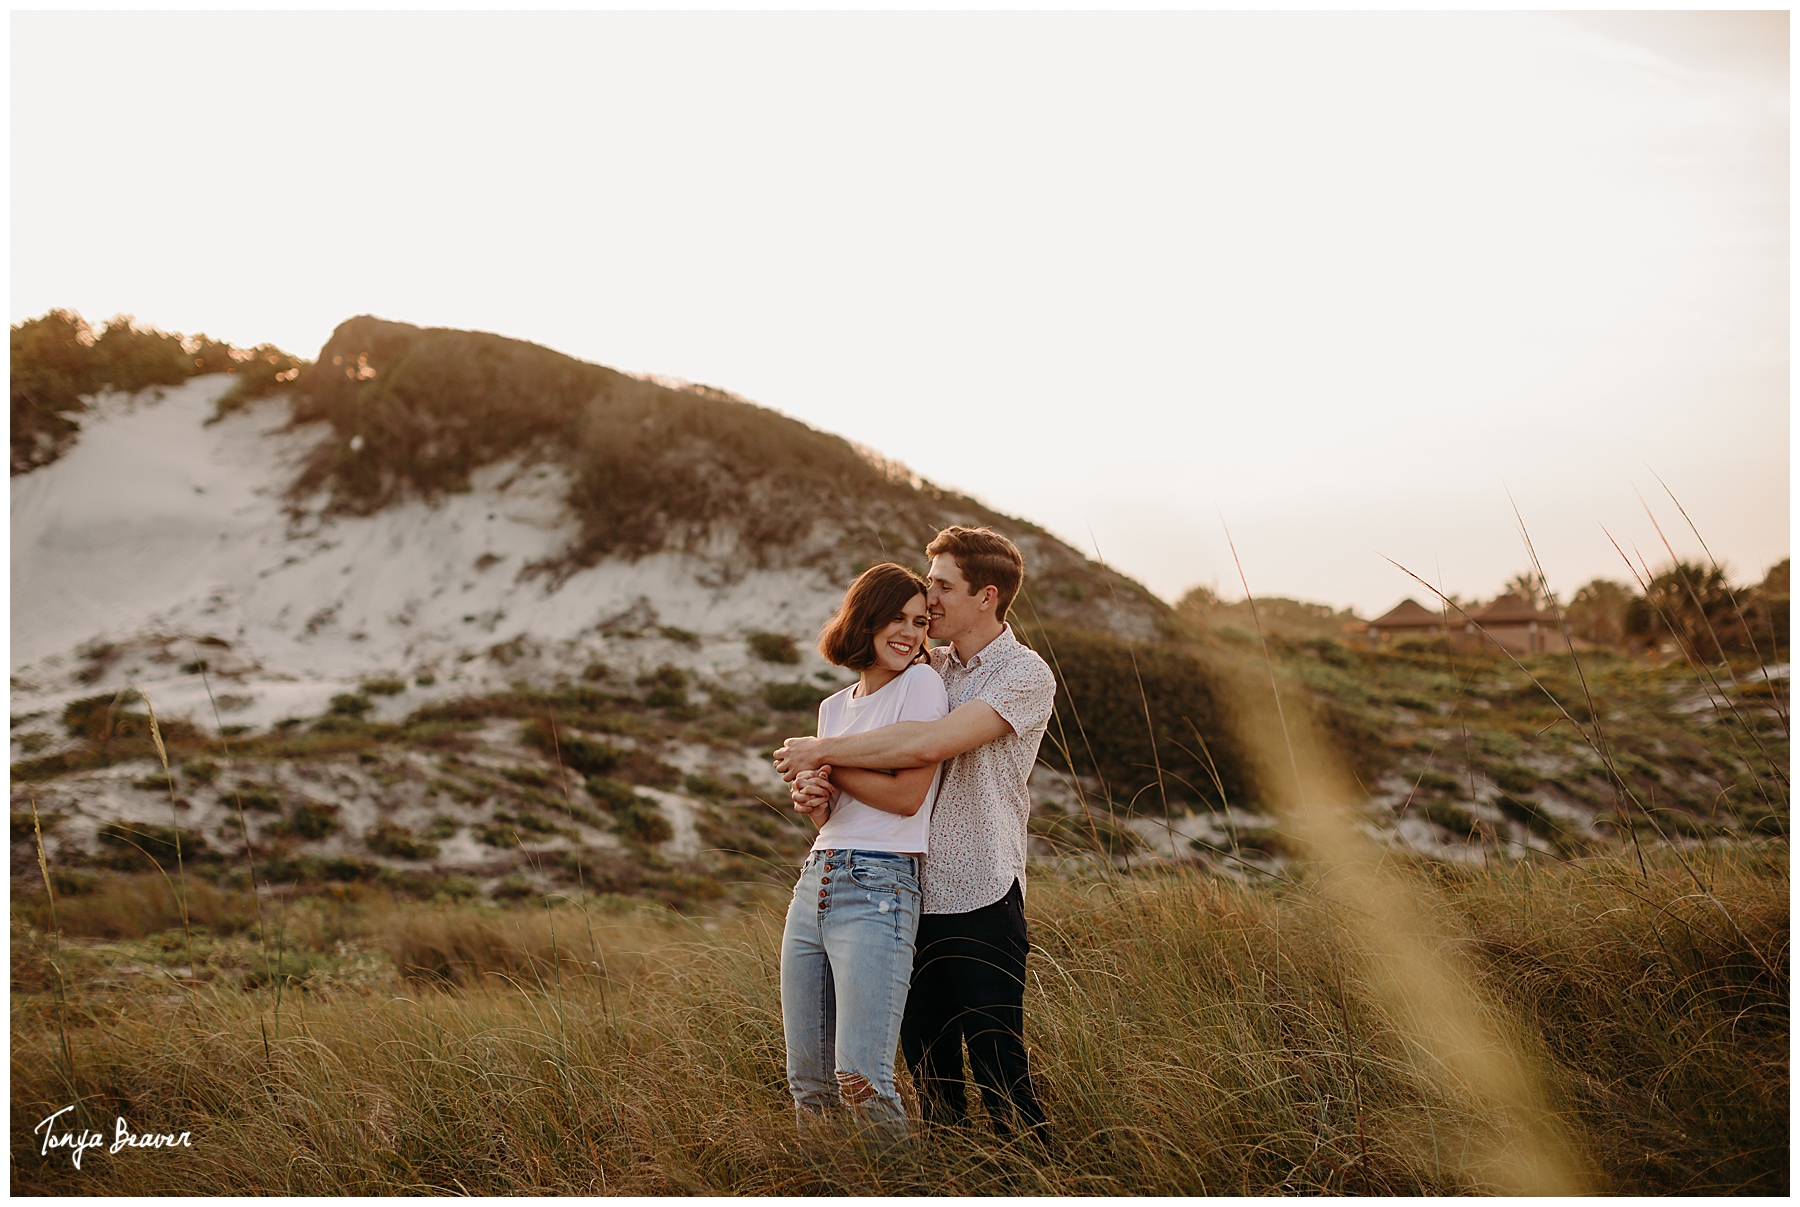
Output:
[11, 12, 1787, 615]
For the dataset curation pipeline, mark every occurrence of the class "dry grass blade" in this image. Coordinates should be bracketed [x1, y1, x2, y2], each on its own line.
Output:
[30, 799, 81, 1106]
[134, 682, 199, 1017]
[1600, 526, 1787, 795]
[1645, 468, 1787, 730]
[1218, 514, 1373, 1181]
[1634, 487, 1789, 760]
[1383, 548, 1780, 983]
[1087, 529, 1175, 851]
[10, 848, 1783, 1195]
[199, 663, 276, 1061]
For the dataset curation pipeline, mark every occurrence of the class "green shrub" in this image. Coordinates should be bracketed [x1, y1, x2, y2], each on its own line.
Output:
[246, 853, 378, 886]
[430, 777, 485, 805]
[273, 802, 342, 840]
[12, 310, 304, 474]
[96, 821, 209, 864]
[1030, 807, 1144, 855]
[475, 810, 572, 846]
[473, 823, 514, 848]
[762, 681, 829, 713]
[684, 773, 735, 800]
[364, 820, 440, 861]
[420, 814, 461, 841]
[230, 783, 283, 812]
[559, 735, 620, 777]
[1016, 622, 1253, 813]
[62, 691, 147, 741]
[613, 798, 673, 845]
[657, 626, 701, 648]
[211, 343, 305, 419]
[1414, 797, 1477, 835]
[1493, 793, 1564, 838]
[415, 672, 437, 687]
[49, 868, 98, 896]
[502, 809, 567, 837]
[639, 664, 691, 710]
[1415, 769, 1461, 793]
[586, 776, 646, 812]
[748, 632, 801, 664]
[182, 757, 219, 784]
[491, 876, 540, 902]
[499, 765, 552, 789]
[12, 811, 62, 841]
[523, 718, 620, 776]
[361, 678, 407, 696]
[12, 310, 99, 474]
[1491, 763, 1539, 794]
[329, 693, 375, 718]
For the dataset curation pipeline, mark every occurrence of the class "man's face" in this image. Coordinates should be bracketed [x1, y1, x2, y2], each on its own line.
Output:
[927, 553, 987, 639]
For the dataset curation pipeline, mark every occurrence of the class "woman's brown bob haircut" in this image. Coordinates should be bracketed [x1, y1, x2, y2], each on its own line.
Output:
[817, 563, 931, 670]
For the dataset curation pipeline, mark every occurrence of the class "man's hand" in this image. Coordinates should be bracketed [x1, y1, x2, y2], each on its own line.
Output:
[774, 736, 827, 782]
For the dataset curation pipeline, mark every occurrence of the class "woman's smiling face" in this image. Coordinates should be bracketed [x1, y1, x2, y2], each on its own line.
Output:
[870, 592, 930, 674]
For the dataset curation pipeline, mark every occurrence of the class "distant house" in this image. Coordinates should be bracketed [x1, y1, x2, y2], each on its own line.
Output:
[1466, 594, 1565, 655]
[1360, 598, 1449, 645]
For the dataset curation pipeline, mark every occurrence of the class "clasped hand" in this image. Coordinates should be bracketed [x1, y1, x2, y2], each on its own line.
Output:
[790, 765, 836, 822]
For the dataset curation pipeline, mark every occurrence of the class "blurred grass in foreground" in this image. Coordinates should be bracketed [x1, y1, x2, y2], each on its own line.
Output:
[12, 844, 1786, 1195]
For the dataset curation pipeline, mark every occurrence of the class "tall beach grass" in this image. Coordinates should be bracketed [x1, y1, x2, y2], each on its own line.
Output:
[12, 840, 1785, 1195]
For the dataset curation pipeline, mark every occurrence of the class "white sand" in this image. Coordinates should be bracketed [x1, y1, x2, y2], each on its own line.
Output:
[12, 376, 851, 738]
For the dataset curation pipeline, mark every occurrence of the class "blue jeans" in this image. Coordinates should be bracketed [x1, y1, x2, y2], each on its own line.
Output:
[779, 848, 922, 1135]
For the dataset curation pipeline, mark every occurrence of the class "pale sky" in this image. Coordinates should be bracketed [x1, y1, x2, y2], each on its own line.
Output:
[11, 11, 1788, 616]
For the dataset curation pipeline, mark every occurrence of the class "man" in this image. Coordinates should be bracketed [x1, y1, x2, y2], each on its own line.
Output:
[774, 525, 1055, 1140]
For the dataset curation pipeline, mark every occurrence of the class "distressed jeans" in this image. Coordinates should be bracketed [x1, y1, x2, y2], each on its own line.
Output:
[779, 848, 922, 1136]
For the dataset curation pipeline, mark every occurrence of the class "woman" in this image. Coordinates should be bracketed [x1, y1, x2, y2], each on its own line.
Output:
[779, 562, 948, 1136]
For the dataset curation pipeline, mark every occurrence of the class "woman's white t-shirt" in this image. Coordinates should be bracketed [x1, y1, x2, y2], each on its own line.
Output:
[810, 662, 949, 854]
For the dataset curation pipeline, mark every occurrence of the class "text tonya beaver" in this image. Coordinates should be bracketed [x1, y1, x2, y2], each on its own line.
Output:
[34, 1105, 193, 1169]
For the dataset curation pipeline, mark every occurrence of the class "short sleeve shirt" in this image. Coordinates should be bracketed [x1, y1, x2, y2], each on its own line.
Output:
[922, 624, 1057, 914]
[810, 663, 949, 854]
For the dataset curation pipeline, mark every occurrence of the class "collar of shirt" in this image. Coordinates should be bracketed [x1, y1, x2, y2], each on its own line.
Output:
[941, 623, 1018, 672]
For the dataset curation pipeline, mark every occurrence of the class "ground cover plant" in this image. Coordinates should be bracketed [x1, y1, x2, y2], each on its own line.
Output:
[11, 309, 303, 475]
[10, 846, 1785, 1195]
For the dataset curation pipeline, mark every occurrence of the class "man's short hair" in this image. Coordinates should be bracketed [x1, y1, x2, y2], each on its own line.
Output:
[926, 526, 1026, 623]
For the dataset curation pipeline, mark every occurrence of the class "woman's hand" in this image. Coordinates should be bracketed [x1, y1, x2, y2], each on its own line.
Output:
[791, 766, 837, 829]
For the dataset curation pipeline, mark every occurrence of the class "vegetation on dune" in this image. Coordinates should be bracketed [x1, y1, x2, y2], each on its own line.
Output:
[10, 309, 304, 475]
[1018, 621, 1257, 813]
[278, 316, 1161, 626]
[10, 849, 1786, 1194]
[14, 667, 816, 918]
[1243, 630, 1786, 847]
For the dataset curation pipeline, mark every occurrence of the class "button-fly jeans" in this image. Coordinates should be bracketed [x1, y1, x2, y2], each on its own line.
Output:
[779, 848, 922, 1135]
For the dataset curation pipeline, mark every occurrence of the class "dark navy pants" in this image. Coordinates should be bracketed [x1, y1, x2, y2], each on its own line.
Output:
[899, 879, 1048, 1138]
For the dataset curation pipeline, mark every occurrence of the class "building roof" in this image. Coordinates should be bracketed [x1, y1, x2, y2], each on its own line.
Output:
[1369, 598, 1446, 629]
[1471, 594, 1556, 625]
